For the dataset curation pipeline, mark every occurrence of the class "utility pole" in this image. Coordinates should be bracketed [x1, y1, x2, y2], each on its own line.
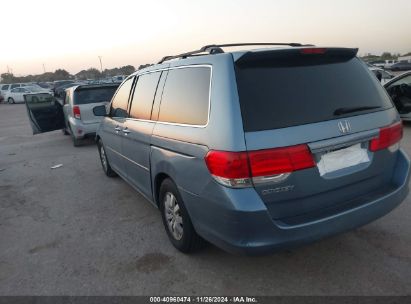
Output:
[98, 56, 103, 78]
[43, 64, 46, 74]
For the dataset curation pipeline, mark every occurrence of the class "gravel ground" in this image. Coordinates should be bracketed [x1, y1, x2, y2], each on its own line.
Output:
[0, 103, 410, 296]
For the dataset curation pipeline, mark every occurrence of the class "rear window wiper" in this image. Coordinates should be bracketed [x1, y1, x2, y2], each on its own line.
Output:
[334, 106, 381, 116]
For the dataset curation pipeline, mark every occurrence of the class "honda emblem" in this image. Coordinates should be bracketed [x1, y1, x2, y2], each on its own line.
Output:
[338, 120, 351, 134]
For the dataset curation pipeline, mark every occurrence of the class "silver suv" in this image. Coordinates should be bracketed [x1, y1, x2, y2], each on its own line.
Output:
[26, 43, 410, 255]
[61, 84, 119, 146]
[24, 84, 118, 146]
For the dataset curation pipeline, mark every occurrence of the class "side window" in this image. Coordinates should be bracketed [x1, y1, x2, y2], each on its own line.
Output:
[129, 72, 161, 120]
[110, 77, 134, 118]
[158, 67, 211, 125]
[1, 85, 9, 90]
[11, 84, 20, 89]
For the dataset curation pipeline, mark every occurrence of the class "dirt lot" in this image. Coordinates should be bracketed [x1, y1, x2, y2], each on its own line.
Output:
[0, 104, 410, 296]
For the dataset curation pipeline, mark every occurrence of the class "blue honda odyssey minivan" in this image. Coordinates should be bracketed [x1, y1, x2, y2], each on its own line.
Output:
[26, 43, 410, 254]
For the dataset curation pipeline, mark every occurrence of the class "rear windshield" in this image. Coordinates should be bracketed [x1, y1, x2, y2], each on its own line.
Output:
[235, 57, 393, 132]
[74, 87, 118, 105]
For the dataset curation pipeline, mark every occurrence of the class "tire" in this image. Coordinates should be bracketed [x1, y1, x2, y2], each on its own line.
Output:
[62, 128, 69, 135]
[8, 98, 15, 104]
[159, 178, 204, 253]
[72, 134, 81, 147]
[97, 139, 117, 177]
[69, 127, 81, 146]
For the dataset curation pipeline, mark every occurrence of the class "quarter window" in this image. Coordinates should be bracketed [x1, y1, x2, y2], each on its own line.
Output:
[110, 77, 134, 118]
[158, 67, 211, 125]
[64, 90, 70, 105]
[388, 75, 411, 87]
[129, 72, 161, 120]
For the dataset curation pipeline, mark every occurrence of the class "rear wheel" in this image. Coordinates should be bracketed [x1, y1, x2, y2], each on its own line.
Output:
[69, 127, 81, 146]
[71, 134, 81, 147]
[8, 98, 15, 104]
[159, 178, 204, 253]
[97, 139, 117, 177]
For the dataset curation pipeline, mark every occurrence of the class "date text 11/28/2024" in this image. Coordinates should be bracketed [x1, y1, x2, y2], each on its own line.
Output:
[149, 296, 258, 303]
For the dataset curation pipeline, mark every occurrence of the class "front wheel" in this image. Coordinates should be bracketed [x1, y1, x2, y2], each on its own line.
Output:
[159, 178, 204, 253]
[8, 98, 15, 104]
[97, 139, 117, 177]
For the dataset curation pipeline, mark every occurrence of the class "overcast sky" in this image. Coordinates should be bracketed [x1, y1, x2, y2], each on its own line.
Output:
[1, 0, 411, 75]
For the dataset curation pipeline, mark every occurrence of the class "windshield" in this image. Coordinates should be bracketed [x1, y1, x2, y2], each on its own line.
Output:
[235, 57, 393, 131]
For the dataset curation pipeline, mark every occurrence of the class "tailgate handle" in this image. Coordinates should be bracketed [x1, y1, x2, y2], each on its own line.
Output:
[308, 129, 379, 153]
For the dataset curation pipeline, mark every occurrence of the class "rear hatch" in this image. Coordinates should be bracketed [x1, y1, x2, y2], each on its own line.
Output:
[234, 47, 402, 223]
[73, 85, 118, 124]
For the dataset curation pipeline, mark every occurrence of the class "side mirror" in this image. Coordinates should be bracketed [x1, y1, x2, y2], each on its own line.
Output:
[93, 105, 108, 117]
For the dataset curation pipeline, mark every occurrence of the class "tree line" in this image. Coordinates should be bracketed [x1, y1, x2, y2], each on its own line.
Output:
[0, 64, 152, 84]
[361, 51, 410, 62]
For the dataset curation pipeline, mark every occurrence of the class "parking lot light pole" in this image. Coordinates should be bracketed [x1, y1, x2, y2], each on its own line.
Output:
[98, 56, 103, 79]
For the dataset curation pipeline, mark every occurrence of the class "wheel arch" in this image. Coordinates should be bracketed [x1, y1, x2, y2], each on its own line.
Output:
[153, 172, 172, 207]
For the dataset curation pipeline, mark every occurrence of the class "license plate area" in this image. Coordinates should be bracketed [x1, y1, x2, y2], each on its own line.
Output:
[316, 143, 371, 176]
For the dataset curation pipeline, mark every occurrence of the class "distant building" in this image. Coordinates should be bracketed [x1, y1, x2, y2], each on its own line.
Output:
[398, 55, 411, 63]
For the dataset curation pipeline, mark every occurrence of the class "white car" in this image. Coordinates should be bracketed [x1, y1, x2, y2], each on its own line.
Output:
[369, 67, 395, 85]
[0, 84, 11, 98]
[1, 83, 31, 99]
[5, 86, 51, 104]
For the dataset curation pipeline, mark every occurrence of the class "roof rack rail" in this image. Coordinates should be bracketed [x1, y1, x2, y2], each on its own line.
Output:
[158, 43, 311, 63]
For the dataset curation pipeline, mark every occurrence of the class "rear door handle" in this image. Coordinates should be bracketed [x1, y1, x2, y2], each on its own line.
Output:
[123, 128, 131, 135]
[114, 126, 121, 133]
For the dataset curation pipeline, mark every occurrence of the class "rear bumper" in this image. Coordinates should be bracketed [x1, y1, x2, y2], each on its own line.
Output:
[182, 149, 410, 255]
[68, 118, 100, 139]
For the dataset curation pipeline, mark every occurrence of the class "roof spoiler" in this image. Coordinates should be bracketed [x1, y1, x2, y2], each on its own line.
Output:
[235, 47, 359, 68]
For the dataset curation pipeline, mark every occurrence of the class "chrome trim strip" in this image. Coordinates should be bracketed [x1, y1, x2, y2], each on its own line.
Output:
[308, 129, 379, 154]
[252, 173, 291, 185]
[106, 146, 149, 171]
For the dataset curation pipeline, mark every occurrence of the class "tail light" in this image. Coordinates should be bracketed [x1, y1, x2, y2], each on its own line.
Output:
[369, 121, 403, 152]
[300, 48, 327, 54]
[205, 144, 315, 188]
[73, 105, 81, 119]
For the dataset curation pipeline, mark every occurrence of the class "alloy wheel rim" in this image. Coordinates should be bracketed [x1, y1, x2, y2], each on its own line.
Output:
[164, 192, 183, 240]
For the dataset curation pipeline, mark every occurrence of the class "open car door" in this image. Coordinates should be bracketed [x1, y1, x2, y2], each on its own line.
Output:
[24, 93, 65, 134]
[384, 72, 411, 115]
